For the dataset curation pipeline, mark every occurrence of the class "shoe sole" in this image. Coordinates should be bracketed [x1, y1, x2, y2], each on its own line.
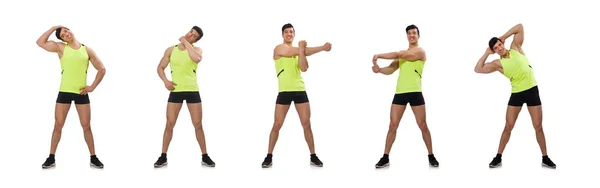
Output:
[429, 163, 439, 167]
[154, 162, 168, 168]
[262, 163, 272, 168]
[90, 163, 104, 169]
[310, 162, 323, 167]
[375, 163, 390, 168]
[202, 161, 215, 167]
[42, 163, 56, 169]
[542, 163, 556, 169]
[489, 162, 502, 168]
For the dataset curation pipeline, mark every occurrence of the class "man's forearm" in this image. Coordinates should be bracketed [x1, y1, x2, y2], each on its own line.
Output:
[377, 51, 403, 60]
[500, 24, 523, 41]
[475, 52, 490, 71]
[305, 46, 325, 56]
[90, 69, 106, 88]
[157, 68, 169, 83]
[182, 41, 201, 61]
[298, 47, 309, 71]
[37, 27, 56, 45]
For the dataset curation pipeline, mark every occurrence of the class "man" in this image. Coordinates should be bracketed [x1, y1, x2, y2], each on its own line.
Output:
[154, 26, 215, 168]
[36, 25, 107, 169]
[261, 23, 332, 168]
[474, 23, 557, 169]
[371, 24, 439, 168]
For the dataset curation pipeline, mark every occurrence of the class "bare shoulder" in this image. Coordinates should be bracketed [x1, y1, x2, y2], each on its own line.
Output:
[491, 59, 502, 67]
[56, 42, 66, 51]
[275, 43, 288, 50]
[417, 47, 426, 58]
[164, 45, 174, 55]
[273, 44, 286, 59]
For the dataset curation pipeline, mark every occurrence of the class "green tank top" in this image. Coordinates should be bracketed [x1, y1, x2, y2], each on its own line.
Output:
[500, 49, 537, 93]
[170, 44, 199, 92]
[274, 56, 305, 92]
[59, 44, 89, 94]
[395, 59, 425, 94]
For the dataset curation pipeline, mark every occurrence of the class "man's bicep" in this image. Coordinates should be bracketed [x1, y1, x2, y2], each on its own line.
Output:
[159, 47, 172, 68]
[86, 47, 105, 69]
[485, 60, 501, 73]
[275, 45, 299, 57]
[389, 59, 399, 68]
[40, 41, 60, 52]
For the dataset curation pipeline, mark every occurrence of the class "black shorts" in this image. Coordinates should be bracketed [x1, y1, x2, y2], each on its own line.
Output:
[392, 92, 425, 106]
[276, 91, 309, 105]
[168, 92, 201, 103]
[56, 92, 90, 104]
[508, 86, 541, 106]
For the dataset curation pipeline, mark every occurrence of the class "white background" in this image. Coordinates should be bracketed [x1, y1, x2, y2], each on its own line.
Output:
[0, 0, 598, 187]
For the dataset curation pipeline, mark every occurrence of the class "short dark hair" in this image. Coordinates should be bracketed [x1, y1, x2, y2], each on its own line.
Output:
[192, 26, 203, 42]
[281, 23, 294, 34]
[55, 27, 63, 40]
[406, 24, 419, 35]
[489, 37, 502, 50]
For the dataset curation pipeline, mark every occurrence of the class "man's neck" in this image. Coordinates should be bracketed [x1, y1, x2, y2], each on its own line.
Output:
[501, 49, 510, 58]
[284, 41, 293, 46]
[66, 40, 80, 48]
[408, 43, 419, 49]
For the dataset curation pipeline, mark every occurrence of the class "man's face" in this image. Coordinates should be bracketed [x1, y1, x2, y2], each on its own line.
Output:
[493, 41, 506, 56]
[59, 28, 74, 42]
[185, 29, 200, 43]
[406, 28, 419, 44]
[282, 27, 295, 43]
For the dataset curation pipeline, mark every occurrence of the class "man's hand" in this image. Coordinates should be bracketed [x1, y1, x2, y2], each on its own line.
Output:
[52, 25, 64, 30]
[299, 40, 307, 48]
[179, 36, 188, 43]
[372, 55, 381, 73]
[324, 42, 332, 51]
[164, 80, 177, 91]
[79, 86, 95, 95]
[372, 54, 379, 64]
[372, 64, 380, 73]
[486, 47, 494, 55]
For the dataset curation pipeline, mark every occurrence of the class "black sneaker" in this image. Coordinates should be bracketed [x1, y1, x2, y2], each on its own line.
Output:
[41, 155, 56, 169]
[428, 154, 439, 167]
[310, 154, 323, 167]
[154, 154, 168, 168]
[489, 156, 502, 168]
[261, 154, 273, 168]
[201, 154, 215, 167]
[90, 155, 104, 169]
[542, 156, 556, 169]
[375, 156, 389, 168]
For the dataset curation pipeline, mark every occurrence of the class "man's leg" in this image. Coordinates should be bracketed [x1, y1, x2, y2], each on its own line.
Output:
[489, 105, 522, 168]
[74, 104, 95, 155]
[262, 92, 292, 168]
[187, 103, 207, 154]
[375, 104, 407, 168]
[294, 101, 323, 167]
[527, 105, 547, 155]
[294, 102, 314, 154]
[186, 93, 216, 167]
[154, 98, 183, 168]
[410, 103, 438, 167]
[525, 86, 556, 168]
[411, 105, 432, 154]
[268, 104, 291, 153]
[42, 102, 71, 169]
[162, 103, 183, 153]
[74, 100, 103, 169]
